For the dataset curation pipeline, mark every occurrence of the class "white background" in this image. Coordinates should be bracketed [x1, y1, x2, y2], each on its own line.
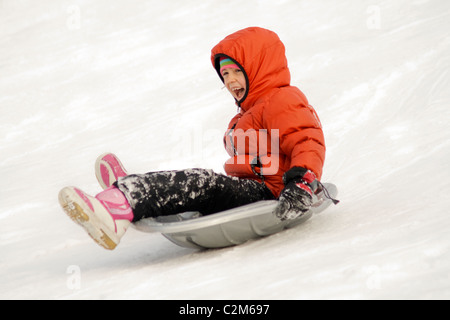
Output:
[1, 0, 449, 299]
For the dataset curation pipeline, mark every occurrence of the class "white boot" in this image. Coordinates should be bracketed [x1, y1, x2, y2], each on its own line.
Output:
[59, 186, 133, 250]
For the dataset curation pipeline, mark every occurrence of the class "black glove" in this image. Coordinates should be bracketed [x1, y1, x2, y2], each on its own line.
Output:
[274, 167, 316, 221]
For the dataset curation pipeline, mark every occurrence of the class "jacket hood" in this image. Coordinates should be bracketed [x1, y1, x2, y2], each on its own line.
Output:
[211, 27, 291, 111]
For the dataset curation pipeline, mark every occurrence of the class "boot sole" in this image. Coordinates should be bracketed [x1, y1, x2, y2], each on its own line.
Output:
[58, 187, 118, 250]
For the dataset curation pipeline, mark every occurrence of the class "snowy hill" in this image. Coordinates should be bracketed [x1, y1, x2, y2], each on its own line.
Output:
[1, 0, 449, 299]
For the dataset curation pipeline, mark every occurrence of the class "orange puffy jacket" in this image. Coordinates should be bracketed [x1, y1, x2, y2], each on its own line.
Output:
[211, 27, 325, 198]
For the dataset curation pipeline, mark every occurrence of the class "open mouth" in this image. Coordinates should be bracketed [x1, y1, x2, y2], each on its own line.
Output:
[231, 87, 245, 100]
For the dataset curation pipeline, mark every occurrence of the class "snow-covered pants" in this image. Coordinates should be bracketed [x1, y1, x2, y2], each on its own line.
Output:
[115, 168, 276, 221]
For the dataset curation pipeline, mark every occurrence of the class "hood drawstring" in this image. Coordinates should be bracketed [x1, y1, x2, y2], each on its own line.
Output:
[251, 156, 265, 184]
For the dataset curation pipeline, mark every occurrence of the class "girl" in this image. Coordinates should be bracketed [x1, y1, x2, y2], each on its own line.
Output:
[59, 27, 326, 250]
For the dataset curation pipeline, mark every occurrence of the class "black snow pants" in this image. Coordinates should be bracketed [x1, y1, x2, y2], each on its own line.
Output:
[115, 168, 276, 222]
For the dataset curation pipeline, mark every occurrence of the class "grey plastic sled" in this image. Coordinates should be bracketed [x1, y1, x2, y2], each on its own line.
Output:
[133, 183, 338, 249]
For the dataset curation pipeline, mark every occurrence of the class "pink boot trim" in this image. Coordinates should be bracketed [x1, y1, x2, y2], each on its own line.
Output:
[100, 163, 112, 187]
[102, 153, 128, 182]
[96, 186, 134, 231]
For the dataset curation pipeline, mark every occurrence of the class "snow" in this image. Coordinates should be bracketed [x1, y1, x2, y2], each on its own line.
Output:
[1, 0, 449, 300]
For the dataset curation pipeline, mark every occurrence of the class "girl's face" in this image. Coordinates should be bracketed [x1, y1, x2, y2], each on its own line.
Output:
[221, 68, 247, 102]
